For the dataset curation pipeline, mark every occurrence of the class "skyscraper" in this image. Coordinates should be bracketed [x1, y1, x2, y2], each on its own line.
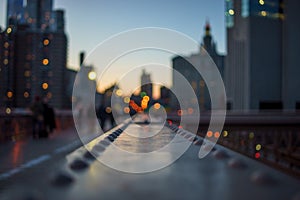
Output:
[225, 0, 300, 110]
[141, 69, 153, 98]
[171, 22, 225, 111]
[0, 0, 68, 109]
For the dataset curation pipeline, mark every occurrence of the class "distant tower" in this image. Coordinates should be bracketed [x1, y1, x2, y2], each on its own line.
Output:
[141, 69, 153, 98]
[171, 21, 225, 111]
[202, 21, 217, 56]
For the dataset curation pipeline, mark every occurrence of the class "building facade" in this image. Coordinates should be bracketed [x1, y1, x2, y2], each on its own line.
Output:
[225, 0, 300, 110]
[0, 0, 69, 109]
[171, 22, 225, 111]
[140, 69, 153, 98]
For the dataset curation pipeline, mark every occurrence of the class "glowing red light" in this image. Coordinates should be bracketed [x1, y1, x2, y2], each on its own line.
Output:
[255, 152, 260, 159]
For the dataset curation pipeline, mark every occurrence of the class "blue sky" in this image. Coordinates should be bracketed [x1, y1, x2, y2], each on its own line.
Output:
[0, 0, 226, 94]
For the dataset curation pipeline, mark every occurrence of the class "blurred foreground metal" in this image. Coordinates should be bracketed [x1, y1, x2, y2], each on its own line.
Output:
[0, 114, 299, 200]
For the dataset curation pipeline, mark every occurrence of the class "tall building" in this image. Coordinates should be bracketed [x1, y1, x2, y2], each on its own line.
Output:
[225, 0, 300, 110]
[141, 69, 153, 98]
[0, 0, 68, 109]
[171, 22, 225, 111]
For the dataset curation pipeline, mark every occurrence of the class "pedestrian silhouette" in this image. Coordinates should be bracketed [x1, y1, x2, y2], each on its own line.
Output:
[96, 105, 107, 130]
[30, 96, 44, 138]
[43, 97, 56, 134]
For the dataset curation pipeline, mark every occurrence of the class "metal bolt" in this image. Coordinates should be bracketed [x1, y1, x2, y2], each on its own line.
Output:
[69, 159, 89, 171]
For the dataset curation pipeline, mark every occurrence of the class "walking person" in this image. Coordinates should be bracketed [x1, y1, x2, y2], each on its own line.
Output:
[42, 97, 56, 135]
[30, 96, 44, 138]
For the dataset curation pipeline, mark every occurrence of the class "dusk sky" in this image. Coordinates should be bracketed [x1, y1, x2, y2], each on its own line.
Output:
[0, 0, 226, 95]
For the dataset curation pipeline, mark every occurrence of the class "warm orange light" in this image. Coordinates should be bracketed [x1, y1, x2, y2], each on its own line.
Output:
[42, 58, 49, 65]
[143, 95, 150, 102]
[7, 91, 13, 98]
[153, 103, 161, 110]
[24, 92, 29, 98]
[106, 107, 112, 113]
[43, 39, 50, 46]
[4, 42, 9, 48]
[24, 70, 31, 77]
[3, 59, 9, 65]
[123, 107, 130, 114]
[214, 131, 220, 138]
[42, 82, 48, 90]
[207, 131, 213, 138]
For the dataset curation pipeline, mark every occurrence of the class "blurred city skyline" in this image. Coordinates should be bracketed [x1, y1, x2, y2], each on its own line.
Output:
[0, 0, 226, 95]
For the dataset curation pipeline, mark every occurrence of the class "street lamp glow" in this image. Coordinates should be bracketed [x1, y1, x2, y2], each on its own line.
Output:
[123, 97, 130, 104]
[88, 71, 96, 80]
[116, 89, 123, 96]
[153, 103, 161, 109]
[42, 58, 49, 65]
[6, 107, 11, 114]
[7, 27, 12, 34]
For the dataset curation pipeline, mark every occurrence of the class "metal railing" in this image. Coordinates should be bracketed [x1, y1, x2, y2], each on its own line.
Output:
[0, 109, 74, 142]
[168, 111, 300, 178]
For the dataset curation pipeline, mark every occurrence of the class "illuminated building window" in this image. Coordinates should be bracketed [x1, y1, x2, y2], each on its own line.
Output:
[259, 0, 265, 5]
[43, 39, 50, 46]
[7, 27, 12, 34]
[24, 92, 29, 98]
[153, 103, 161, 110]
[24, 70, 31, 77]
[7, 91, 13, 98]
[42, 82, 49, 90]
[3, 59, 9, 65]
[261, 11, 267, 16]
[42, 58, 49, 65]
[6, 107, 11, 114]
[226, 0, 234, 27]
[4, 42, 9, 49]
[123, 107, 130, 114]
